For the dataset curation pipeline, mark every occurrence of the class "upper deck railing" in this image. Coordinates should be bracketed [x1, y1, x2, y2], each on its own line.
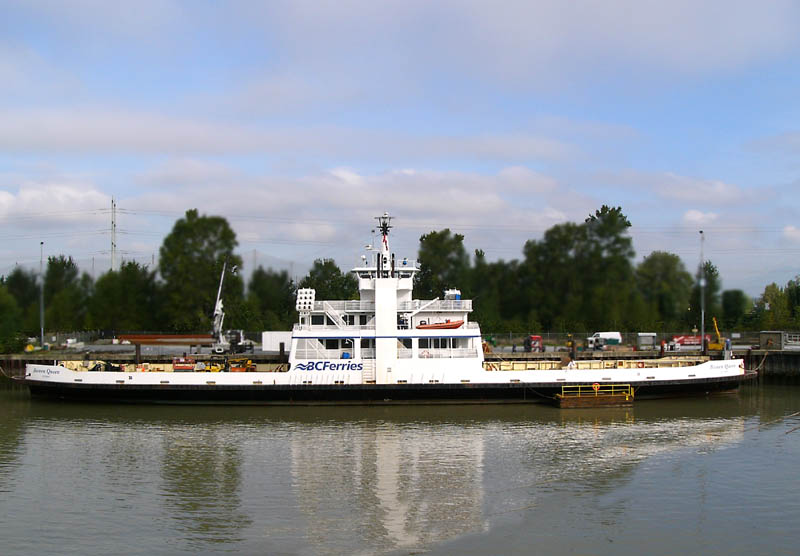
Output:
[294, 321, 480, 332]
[300, 299, 472, 314]
[399, 300, 472, 312]
[310, 301, 375, 312]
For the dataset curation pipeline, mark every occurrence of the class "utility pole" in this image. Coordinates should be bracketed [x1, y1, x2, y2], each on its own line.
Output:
[111, 197, 117, 272]
[699, 230, 705, 353]
[40, 241, 44, 348]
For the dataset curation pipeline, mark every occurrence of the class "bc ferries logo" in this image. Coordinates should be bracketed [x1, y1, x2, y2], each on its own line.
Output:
[295, 361, 364, 371]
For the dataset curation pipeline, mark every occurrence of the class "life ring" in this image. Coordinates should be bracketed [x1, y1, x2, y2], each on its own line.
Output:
[637, 362, 645, 368]
[487, 363, 498, 371]
[592, 382, 600, 392]
[421, 350, 430, 358]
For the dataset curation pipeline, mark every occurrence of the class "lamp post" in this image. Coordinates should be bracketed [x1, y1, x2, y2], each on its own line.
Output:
[40, 241, 44, 348]
[699, 231, 705, 353]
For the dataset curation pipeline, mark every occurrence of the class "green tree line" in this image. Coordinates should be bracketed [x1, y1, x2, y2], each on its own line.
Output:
[1, 206, 798, 351]
[413, 206, 800, 334]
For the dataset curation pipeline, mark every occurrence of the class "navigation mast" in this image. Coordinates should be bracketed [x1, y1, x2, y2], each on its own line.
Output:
[375, 212, 394, 278]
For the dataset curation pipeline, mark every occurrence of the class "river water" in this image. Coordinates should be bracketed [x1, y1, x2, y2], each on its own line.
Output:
[1, 380, 799, 555]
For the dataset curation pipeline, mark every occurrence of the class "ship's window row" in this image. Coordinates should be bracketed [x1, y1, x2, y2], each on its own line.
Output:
[294, 337, 477, 360]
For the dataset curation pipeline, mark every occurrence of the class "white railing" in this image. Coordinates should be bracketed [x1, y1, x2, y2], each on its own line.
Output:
[398, 348, 412, 359]
[312, 301, 375, 312]
[418, 348, 479, 359]
[295, 348, 355, 360]
[293, 323, 375, 331]
[399, 300, 472, 312]
[361, 348, 376, 359]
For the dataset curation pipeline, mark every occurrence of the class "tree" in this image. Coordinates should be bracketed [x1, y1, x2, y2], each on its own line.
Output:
[414, 229, 470, 299]
[299, 259, 357, 301]
[248, 267, 297, 330]
[721, 289, 748, 330]
[759, 283, 791, 330]
[0, 285, 23, 352]
[3, 267, 40, 335]
[581, 205, 636, 330]
[88, 262, 160, 332]
[518, 206, 639, 332]
[636, 251, 693, 329]
[158, 209, 243, 331]
[520, 222, 586, 330]
[786, 276, 800, 328]
[44, 256, 91, 331]
[44, 255, 79, 305]
[469, 250, 530, 333]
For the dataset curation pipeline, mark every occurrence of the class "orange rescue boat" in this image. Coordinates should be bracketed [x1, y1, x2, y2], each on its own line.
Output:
[416, 319, 464, 330]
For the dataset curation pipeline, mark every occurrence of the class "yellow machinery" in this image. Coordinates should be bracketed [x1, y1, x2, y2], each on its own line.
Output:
[709, 317, 725, 350]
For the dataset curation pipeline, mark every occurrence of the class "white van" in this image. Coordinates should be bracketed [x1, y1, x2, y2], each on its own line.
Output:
[586, 331, 623, 350]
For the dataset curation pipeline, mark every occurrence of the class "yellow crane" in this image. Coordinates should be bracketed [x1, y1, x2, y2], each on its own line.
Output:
[709, 316, 725, 350]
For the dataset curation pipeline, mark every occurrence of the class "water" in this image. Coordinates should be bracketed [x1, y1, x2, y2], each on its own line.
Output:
[1, 381, 799, 555]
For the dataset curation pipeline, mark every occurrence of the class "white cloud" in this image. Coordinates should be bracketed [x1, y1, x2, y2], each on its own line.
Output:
[0, 182, 108, 224]
[498, 166, 558, 193]
[328, 168, 365, 186]
[0, 108, 573, 163]
[607, 171, 746, 205]
[12, 1, 796, 99]
[119, 163, 576, 258]
[242, 0, 800, 84]
[138, 158, 243, 188]
[783, 225, 800, 243]
[659, 174, 743, 203]
[682, 210, 718, 226]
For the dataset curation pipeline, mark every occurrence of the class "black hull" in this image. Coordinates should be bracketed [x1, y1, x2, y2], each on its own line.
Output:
[21, 373, 757, 405]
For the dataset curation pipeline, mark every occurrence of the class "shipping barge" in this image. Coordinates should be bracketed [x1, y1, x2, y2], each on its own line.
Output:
[12, 213, 755, 404]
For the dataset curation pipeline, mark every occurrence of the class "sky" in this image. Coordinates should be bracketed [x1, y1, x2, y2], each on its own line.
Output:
[1, 0, 799, 296]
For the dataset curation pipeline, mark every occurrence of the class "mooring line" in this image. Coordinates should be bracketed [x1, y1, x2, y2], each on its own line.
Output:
[744, 410, 800, 432]
[750, 351, 769, 372]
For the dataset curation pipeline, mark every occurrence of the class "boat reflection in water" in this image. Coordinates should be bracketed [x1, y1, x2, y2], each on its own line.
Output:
[0, 395, 757, 555]
[160, 427, 252, 547]
[288, 422, 486, 552]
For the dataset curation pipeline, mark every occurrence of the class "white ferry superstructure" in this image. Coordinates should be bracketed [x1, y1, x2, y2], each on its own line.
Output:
[290, 212, 484, 386]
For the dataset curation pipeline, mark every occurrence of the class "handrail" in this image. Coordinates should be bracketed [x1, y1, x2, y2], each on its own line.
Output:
[398, 300, 473, 312]
[559, 384, 634, 398]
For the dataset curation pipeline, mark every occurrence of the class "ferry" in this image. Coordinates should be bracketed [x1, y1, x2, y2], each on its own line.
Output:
[13, 213, 755, 404]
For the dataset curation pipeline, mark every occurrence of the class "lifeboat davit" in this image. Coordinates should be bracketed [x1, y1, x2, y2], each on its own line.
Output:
[416, 320, 464, 330]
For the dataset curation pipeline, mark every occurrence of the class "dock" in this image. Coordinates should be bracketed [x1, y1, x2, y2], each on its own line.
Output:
[553, 383, 634, 408]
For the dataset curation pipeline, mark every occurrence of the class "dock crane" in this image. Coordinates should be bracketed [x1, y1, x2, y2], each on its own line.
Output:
[211, 260, 250, 354]
[709, 316, 726, 350]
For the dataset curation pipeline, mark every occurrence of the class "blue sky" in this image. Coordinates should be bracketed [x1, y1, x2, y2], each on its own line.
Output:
[1, 0, 799, 296]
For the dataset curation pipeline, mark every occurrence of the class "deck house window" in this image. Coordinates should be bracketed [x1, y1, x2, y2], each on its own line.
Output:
[360, 338, 375, 359]
[432, 338, 451, 349]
